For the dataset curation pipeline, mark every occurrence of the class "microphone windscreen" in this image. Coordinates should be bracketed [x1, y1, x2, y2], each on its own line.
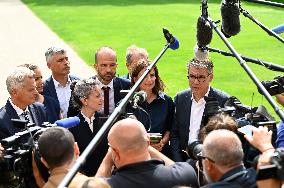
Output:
[55, 117, 80, 129]
[196, 16, 213, 47]
[169, 37, 179, 50]
[221, 0, 241, 37]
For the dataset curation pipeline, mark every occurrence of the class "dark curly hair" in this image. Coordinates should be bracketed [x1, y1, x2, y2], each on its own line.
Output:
[199, 112, 238, 143]
[130, 59, 165, 95]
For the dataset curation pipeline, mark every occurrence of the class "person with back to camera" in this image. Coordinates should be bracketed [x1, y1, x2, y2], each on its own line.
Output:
[200, 129, 257, 188]
[96, 118, 199, 188]
[36, 126, 110, 188]
[68, 78, 109, 176]
[130, 59, 175, 158]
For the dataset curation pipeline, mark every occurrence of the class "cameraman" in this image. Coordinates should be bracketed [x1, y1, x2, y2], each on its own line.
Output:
[243, 126, 284, 188]
[201, 129, 257, 188]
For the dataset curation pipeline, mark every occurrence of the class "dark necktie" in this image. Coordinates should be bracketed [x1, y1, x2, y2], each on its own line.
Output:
[21, 111, 30, 123]
[102, 86, 110, 115]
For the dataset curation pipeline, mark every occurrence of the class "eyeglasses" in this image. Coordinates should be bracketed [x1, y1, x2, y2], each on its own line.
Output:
[197, 152, 215, 163]
[187, 74, 211, 83]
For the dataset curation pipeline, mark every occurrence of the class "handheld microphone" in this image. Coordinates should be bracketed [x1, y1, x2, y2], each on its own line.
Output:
[55, 116, 80, 129]
[132, 91, 147, 109]
[220, 0, 241, 37]
[163, 28, 179, 50]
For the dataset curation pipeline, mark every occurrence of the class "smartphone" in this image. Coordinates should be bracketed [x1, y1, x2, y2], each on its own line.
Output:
[149, 133, 162, 144]
[238, 125, 255, 138]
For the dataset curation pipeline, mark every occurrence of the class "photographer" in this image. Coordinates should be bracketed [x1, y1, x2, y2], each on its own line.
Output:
[200, 129, 257, 188]
[242, 126, 284, 188]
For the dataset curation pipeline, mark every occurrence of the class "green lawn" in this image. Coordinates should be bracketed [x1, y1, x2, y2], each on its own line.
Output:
[23, 0, 284, 120]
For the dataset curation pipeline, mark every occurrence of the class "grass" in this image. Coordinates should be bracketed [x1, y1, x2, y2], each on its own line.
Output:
[22, 0, 284, 120]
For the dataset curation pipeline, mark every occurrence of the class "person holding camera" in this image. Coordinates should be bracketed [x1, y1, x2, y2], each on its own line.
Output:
[243, 126, 284, 188]
[0, 67, 47, 140]
[36, 126, 109, 188]
[200, 129, 257, 188]
[171, 57, 230, 162]
[130, 59, 175, 157]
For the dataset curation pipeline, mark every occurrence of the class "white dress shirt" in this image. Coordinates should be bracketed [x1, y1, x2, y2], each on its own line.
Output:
[81, 112, 95, 133]
[52, 76, 71, 118]
[188, 87, 210, 144]
[9, 98, 33, 123]
[96, 78, 115, 115]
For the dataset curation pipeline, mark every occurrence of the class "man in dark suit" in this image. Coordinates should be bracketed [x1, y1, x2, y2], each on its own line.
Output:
[92, 46, 131, 116]
[43, 47, 80, 118]
[171, 57, 230, 162]
[120, 45, 148, 80]
[0, 67, 47, 140]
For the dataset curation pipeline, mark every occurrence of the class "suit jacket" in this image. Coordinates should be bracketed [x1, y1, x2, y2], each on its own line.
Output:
[43, 75, 80, 102]
[0, 100, 48, 140]
[171, 87, 230, 161]
[69, 112, 109, 176]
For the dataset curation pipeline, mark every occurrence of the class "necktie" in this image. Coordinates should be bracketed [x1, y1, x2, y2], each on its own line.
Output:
[21, 111, 30, 123]
[102, 86, 110, 115]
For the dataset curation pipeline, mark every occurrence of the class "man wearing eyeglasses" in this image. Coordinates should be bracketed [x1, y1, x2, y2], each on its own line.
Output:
[200, 129, 256, 188]
[171, 57, 230, 162]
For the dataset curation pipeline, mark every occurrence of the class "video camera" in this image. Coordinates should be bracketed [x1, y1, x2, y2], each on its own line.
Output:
[0, 120, 54, 187]
[259, 76, 284, 96]
[257, 148, 284, 180]
[186, 96, 276, 167]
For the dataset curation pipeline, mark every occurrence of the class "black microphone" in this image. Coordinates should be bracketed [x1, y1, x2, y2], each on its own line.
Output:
[196, 16, 213, 47]
[220, 0, 241, 37]
[163, 28, 179, 50]
[132, 91, 147, 109]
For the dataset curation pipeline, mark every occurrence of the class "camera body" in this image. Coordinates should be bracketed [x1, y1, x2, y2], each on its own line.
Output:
[257, 148, 284, 180]
[0, 122, 53, 187]
[260, 76, 284, 96]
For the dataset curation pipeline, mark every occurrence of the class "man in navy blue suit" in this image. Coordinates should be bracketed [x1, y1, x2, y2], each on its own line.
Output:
[0, 67, 47, 140]
[171, 57, 230, 162]
[92, 46, 131, 116]
[43, 47, 80, 118]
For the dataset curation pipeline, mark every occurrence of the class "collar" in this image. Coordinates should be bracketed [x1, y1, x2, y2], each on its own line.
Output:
[219, 165, 246, 182]
[80, 111, 96, 124]
[190, 86, 211, 101]
[96, 78, 114, 90]
[157, 91, 166, 100]
[52, 75, 71, 87]
[113, 159, 164, 174]
[9, 98, 29, 116]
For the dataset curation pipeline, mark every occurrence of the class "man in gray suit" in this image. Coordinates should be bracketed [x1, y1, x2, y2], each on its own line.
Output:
[171, 57, 230, 161]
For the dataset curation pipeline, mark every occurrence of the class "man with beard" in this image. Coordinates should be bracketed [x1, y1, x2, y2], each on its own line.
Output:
[43, 47, 80, 118]
[171, 57, 230, 161]
[200, 129, 256, 188]
[92, 46, 131, 116]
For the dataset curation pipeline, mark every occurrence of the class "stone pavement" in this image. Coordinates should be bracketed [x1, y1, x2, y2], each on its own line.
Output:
[0, 0, 95, 106]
